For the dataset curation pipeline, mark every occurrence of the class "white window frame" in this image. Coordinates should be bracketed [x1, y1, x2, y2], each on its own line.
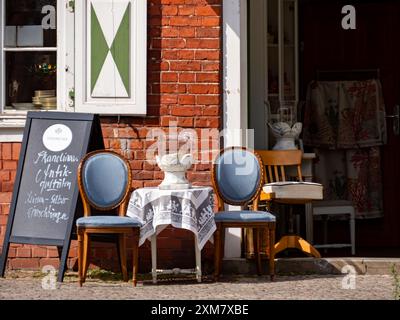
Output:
[223, 0, 248, 258]
[0, 0, 68, 120]
[75, 0, 147, 115]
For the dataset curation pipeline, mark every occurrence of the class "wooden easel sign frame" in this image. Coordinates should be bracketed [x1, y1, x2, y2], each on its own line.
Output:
[0, 112, 103, 282]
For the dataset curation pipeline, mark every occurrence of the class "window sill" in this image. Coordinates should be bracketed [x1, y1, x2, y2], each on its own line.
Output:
[0, 115, 26, 142]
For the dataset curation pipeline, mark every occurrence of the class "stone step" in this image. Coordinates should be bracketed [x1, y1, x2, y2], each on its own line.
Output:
[222, 257, 400, 275]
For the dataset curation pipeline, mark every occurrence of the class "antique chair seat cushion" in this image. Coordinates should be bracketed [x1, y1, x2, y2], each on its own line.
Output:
[214, 211, 276, 222]
[76, 216, 142, 228]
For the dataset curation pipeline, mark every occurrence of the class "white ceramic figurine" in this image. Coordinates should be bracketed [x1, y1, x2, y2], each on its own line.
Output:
[268, 121, 302, 150]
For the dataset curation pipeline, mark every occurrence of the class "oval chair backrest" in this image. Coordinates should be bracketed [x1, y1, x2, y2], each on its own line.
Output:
[80, 151, 130, 210]
[213, 148, 264, 206]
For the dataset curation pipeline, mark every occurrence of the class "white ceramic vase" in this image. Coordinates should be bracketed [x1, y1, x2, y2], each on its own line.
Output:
[156, 153, 193, 190]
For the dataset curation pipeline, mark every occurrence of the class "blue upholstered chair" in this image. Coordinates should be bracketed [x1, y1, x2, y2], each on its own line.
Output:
[212, 147, 276, 281]
[76, 150, 142, 286]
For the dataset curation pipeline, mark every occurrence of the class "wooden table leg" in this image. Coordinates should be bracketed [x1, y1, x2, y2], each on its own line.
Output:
[274, 235, 321, 258]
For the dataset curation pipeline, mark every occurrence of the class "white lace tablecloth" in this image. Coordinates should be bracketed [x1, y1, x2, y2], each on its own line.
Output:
[126, 187, 216, 250]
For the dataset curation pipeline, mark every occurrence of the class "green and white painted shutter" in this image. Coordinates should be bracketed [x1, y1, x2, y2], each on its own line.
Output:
[75, 0, 147, 115]
[90, 0, 130, 98]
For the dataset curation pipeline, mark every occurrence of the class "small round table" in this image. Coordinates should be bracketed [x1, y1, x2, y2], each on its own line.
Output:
[126, 186, 216, 283]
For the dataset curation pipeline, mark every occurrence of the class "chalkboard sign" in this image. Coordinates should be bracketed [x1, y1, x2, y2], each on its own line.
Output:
[0, 112, 103, 282]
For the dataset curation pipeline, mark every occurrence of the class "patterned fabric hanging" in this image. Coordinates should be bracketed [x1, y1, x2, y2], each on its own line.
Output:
[303, 79, 387, 219]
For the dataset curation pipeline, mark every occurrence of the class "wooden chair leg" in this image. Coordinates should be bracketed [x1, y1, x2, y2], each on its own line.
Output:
[118, 234, 128, 282]
[246, 228, 254, 259]
[132, 229, 139, 287]
[219, 226, 225, 276]
[254, 228, 262, 276]
[269, 226, 276, 281]
[214, 224, 221, 281]
[220, 227, 226, 260]
[77, 229, 83, 287]
[82, 233, 90, 284]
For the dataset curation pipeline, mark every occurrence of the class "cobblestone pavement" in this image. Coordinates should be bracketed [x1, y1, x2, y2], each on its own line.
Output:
[0, 271, 395, 300]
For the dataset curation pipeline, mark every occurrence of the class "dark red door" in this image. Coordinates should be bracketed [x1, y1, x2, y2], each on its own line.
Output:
[300, 0, 400, 255]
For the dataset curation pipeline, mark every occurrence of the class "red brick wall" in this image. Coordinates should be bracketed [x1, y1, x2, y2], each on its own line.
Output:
[0, 0, 222, 273]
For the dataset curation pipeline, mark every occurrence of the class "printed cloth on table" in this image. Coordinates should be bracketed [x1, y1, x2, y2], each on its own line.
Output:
[126, 187, 216, 250]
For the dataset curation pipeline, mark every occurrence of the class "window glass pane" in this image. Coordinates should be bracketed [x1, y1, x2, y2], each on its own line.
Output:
[5, 52, 57, 111]
[5, 0, 57, 47]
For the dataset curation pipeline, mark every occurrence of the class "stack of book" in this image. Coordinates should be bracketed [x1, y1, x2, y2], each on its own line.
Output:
[32, 90, 56, 110]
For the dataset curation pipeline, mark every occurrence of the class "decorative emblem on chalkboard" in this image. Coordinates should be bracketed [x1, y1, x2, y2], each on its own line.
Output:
[42, 124, 73, 152]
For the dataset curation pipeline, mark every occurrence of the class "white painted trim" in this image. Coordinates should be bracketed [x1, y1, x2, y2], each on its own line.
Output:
[75, 0, 147, 115]
[240, 0, 248, 136]
[0, 128, 24, 142]
[0, 117, 25, 142]
[3, 47, 57, 51]
[223, 0, 248, 147]
[0, 0, 5, 112]
[57, 0, 66, 112]
[222, 0, 248, 259]
[65, 3, 75, 112]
